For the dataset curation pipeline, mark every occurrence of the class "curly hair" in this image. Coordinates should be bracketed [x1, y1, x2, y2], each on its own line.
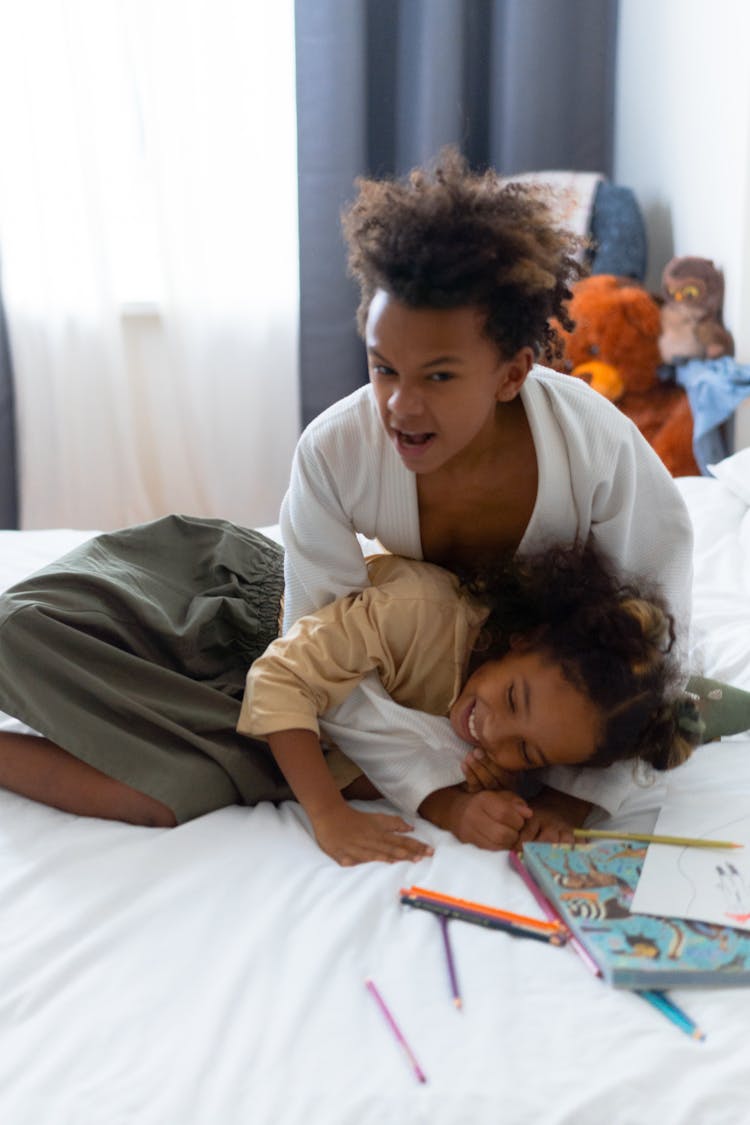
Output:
[460, 543, 698, 773]
[341, 147, 583, 360]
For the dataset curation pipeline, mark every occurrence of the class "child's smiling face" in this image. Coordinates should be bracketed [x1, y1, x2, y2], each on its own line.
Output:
[449, 648, 602, 771]
[365, 290, 532, 474]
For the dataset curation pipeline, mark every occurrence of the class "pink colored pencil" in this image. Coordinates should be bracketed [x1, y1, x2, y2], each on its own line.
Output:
[507, 851, 601, 977]
[365, 978, 428, 1084]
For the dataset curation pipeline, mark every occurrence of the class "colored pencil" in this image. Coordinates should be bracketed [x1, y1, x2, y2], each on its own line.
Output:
[573, 828, 742, 850]
[404, 884, 566, 936]
[508, 857, 705, 1038]
[510, 852, 705, 1038]
[399, 891, 567, 946]
[507, 851, 601, 977]
[638, 990, 706, 1041]
[364, 978, 428, 1083]
[439, 916, 462, 1009]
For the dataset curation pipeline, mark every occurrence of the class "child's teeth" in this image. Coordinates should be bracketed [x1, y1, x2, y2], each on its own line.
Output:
[468, 706, 478, 740]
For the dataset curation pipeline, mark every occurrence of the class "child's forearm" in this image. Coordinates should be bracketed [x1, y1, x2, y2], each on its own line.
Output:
[267, 728, 433, 866]
[418, 785, 467, 836]
[266, 729, 347, 819]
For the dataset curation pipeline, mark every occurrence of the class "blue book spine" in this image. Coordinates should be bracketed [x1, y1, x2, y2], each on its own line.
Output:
[521, 840, 750, 989]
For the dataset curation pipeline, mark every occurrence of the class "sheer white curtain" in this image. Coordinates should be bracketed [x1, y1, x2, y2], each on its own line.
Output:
[0, 0, 299, 529]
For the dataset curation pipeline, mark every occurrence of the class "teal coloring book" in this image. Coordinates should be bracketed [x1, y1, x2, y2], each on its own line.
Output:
[521, 840, 750, 989]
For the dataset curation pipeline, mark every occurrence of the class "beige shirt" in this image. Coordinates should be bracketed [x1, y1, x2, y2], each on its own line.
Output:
[238, 555, 487, 739]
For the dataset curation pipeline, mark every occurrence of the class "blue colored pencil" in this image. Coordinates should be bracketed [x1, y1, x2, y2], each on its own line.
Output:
[639, 990, 706, 1040]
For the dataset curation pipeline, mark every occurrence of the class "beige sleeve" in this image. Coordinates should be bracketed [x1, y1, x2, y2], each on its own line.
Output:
[237, 559, 466, 740]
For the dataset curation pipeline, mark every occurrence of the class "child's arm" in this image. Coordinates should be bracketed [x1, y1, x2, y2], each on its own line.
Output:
[279, 409, 378, 630]
[418, 786, 532, 850]
[267, 728, 433, 865]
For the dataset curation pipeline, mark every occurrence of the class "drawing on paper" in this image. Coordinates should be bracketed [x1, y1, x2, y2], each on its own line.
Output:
[631, 801, 750, 931]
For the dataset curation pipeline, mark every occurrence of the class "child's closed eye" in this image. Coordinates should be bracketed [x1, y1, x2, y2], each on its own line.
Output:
[426, 371, 455, 383]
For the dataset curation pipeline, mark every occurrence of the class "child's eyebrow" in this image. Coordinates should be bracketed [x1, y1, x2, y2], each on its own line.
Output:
[367, 346, 465, 370]
[422, 354, 463, 368]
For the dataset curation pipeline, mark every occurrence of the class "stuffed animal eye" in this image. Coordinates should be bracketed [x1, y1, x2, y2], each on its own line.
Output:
[679, 284, 700, 300]
[589, 344, 600, 356]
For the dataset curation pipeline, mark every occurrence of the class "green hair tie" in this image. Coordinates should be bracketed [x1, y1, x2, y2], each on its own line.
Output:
[683, 676, 750, 743]
[675, 694, 705, 737]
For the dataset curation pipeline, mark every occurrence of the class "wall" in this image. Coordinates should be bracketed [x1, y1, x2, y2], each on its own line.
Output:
[614, 0, 750, 371]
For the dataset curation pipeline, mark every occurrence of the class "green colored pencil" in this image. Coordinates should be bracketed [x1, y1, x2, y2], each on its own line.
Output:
[573, 828, 742, 850]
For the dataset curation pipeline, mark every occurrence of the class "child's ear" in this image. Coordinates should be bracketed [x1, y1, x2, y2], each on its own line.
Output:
[495, 347, 535, 402]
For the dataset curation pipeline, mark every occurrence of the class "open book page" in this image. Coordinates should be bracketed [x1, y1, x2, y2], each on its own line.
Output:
[631, 742, 750, 930]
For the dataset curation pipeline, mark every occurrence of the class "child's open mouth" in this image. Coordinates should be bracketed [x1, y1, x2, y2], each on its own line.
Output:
[452, 698, 479, 744]
[394, 430, 436, 458]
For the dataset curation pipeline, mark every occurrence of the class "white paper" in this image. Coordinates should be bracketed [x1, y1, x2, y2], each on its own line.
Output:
[631, 742, 750, 929]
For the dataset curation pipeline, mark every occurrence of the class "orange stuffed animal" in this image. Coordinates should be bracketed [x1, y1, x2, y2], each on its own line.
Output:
[551, 274, 700, 477]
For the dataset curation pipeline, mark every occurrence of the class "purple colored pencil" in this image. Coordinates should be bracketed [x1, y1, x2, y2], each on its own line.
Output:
[439, 915, 462, 1009]
[364, 978, 428, 1084]
[508, 851, 601, 977]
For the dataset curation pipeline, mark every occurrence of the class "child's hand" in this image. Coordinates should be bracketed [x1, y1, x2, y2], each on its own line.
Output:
[449, 789, 533, 851]
[517, 788, 593, 846]
[311, 804, 434, 867]
[460, 746, 518, 793]
[517, 808, 576, 845]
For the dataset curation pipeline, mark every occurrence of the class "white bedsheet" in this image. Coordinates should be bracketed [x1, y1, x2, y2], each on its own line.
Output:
[2, 477, 750, 1124]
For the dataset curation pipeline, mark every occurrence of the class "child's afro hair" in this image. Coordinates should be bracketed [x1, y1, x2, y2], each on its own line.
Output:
[341, 146, 584, 359]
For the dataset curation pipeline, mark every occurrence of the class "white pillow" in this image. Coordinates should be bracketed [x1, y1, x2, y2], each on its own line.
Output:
[708, 447, 750, 506]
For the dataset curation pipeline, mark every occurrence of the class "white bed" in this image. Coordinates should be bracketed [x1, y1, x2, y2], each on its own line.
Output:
[2, 455, 750, 1125]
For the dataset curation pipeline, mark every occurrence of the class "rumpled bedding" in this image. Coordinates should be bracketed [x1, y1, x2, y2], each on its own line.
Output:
[1, 460, 750, 1123]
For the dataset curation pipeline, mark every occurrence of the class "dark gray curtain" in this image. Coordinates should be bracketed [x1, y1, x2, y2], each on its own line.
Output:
[295, 0, 619, 427]
[0, 261, 18, 529]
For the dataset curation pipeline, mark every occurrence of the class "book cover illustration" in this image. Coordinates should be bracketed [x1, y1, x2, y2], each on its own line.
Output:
[522, 840, 750, 989]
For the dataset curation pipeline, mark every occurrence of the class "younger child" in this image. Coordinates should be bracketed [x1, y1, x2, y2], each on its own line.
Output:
[0, 515, 705, 856]
[0, 517, 742, 862]
[240, 540, 699, 865]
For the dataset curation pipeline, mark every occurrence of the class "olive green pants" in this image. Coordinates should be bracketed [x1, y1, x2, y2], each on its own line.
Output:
[0, 515, 292, 823]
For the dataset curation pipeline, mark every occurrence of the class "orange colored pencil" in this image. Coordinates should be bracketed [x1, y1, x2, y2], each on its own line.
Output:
[404, 885, 565, 936]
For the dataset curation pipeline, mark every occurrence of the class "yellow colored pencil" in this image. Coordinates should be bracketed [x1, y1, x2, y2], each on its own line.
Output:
[573, 828, 742, 850]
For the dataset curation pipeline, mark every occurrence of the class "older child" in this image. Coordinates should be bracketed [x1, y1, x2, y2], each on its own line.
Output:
[239, 542, 697, 865]
[279, 148, 695, 843]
